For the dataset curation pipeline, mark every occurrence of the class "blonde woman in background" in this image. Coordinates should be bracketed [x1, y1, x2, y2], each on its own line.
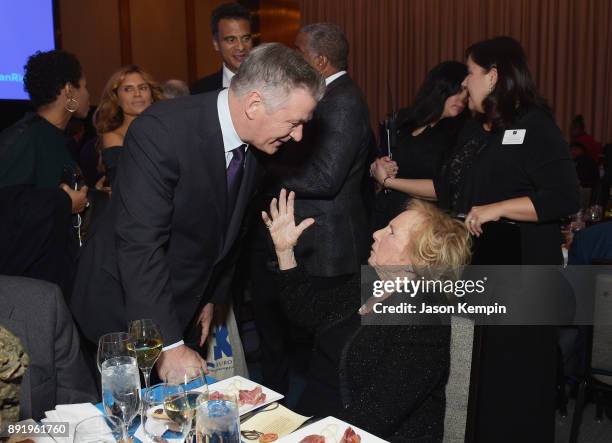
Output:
[94, 65, 164, 186]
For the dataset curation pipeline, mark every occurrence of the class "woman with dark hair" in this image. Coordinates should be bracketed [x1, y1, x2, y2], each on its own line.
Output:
[0, 50, 90, 195]
[0, 49, 90, 298]
[458, 36, 579, 260]
[94, 65, 164, 186]
[370, 61, 467, 229]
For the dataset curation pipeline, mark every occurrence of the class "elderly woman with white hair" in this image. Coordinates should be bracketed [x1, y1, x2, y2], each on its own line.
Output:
[263, 190, 471, 442]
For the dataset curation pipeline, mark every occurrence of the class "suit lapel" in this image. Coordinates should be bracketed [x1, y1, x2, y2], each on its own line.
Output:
[216, 150, 259, 262]
[197, 92, 227, 238]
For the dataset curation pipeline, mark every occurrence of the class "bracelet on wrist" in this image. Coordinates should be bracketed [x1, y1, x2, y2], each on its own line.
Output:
[383, 176, 391, 188]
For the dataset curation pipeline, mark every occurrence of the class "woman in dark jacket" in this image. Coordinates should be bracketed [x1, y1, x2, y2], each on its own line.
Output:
[262, 190, 471, 442]
[0, 50, 90, 298]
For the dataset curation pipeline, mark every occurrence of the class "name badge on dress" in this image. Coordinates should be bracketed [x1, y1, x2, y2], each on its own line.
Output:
[502, 129, 526, 145]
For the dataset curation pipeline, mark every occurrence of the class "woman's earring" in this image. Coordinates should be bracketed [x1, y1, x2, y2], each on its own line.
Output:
[65, 97, 79, 113]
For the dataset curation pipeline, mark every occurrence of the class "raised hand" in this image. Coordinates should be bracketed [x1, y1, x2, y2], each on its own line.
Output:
[261, 189, 315, 253]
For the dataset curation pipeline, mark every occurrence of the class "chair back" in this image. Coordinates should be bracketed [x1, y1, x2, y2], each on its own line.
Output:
[591, 270, 612, 384]
[443, 315, 475, 442]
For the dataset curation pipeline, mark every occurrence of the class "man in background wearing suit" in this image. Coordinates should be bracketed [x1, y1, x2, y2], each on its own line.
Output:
[191, 3, 253, 94]
[247, 23, 373, 393]
[71, 43, 325, 379]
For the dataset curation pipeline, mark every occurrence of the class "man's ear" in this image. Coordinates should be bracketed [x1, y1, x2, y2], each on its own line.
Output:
[245, 90, 263, 121]
[212, 38, 220, 52]
[315, 55, 328, 73]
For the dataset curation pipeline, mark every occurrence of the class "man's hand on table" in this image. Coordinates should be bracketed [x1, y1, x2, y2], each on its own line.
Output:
[156, 345, 207, 381]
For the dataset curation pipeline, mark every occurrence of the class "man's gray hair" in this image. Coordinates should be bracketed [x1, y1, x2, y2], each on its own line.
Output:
[300, 23, 349, 71]
[161, 79, 190, 99]
[230, 43, 325, 111]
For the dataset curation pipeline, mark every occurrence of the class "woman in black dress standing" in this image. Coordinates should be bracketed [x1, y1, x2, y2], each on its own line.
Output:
[458, 36, 579, 443]
[370, 61, 468, 230]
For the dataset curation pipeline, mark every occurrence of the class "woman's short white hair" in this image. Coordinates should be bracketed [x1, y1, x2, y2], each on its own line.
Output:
[230, 43, 325, 112]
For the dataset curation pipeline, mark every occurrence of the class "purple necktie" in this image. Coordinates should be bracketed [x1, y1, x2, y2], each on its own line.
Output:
[226, 144, 246, 216]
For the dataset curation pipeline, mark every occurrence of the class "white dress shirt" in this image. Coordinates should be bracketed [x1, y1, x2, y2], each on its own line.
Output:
[325, 70, 347, 86]
[222, 64, 236, 88]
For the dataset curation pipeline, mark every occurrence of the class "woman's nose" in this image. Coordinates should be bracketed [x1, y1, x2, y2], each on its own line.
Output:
[373, 229, 381, 241]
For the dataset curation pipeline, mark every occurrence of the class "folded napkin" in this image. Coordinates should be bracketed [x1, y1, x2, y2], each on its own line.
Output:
[41, 403, 103, 443]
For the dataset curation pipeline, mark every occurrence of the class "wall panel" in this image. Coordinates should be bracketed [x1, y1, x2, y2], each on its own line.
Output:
[59, 0, 121, 104]
[129, 0, 188, 85]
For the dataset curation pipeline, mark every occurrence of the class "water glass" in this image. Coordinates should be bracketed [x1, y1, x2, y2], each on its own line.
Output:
[196, 391, 240, 443]
[97, 332, 135, 372]
[101, 356, 141, 441]
[73, 415, 124, 442]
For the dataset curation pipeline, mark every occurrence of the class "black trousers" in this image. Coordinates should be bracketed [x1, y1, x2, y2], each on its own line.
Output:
[471, 325, 557, 443]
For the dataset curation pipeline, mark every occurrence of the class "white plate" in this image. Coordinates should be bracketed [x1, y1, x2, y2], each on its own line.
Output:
[276, 416, 389, 443]
[197, 375, 284, 416]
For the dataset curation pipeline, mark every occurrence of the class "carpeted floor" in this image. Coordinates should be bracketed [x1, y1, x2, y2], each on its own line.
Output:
[556, 400, 612, 443]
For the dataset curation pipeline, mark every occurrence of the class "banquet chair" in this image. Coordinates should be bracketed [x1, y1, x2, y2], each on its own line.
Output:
[443, 315, 476, 442]
[569, 260, 612, 443]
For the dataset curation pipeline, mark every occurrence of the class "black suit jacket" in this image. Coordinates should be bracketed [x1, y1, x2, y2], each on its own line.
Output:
[264, 74, 372, 276]
[191, 69, 223, 95]
[0, 276, 97, 420]
[71, 92, 261, 345]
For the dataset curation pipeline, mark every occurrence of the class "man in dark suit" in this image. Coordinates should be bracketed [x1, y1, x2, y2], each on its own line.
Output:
[71, 43, 325, 378]
[247, 23, 373, 393]
[191, 3, 253, 95]
[0, 276, 97, 420]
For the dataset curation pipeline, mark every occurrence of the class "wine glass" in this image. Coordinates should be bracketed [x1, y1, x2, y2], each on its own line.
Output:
[142, 383, 193, 442]
[97, 332, 135, 372]
[587, 204, 603, 224]
[73, 415, 124, 442]
[128, 319, 163, 388]
[164, 367, 208, 440]
[101, 355, 141, 442]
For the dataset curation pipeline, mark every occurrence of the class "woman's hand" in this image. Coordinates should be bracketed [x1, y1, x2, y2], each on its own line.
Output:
[371, 157, 398, 185]
[60, 184, 89, 214]
[95, 176, 112, 196]
[465, 203, 503, 236]
[262, 189, 315, 253]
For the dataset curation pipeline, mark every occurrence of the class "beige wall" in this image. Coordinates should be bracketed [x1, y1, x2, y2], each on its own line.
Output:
[259, 0, 300, 45]
[130, 0, 189, 84]
[59, 0, 227, 104]
[194, 0, 229, 79]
